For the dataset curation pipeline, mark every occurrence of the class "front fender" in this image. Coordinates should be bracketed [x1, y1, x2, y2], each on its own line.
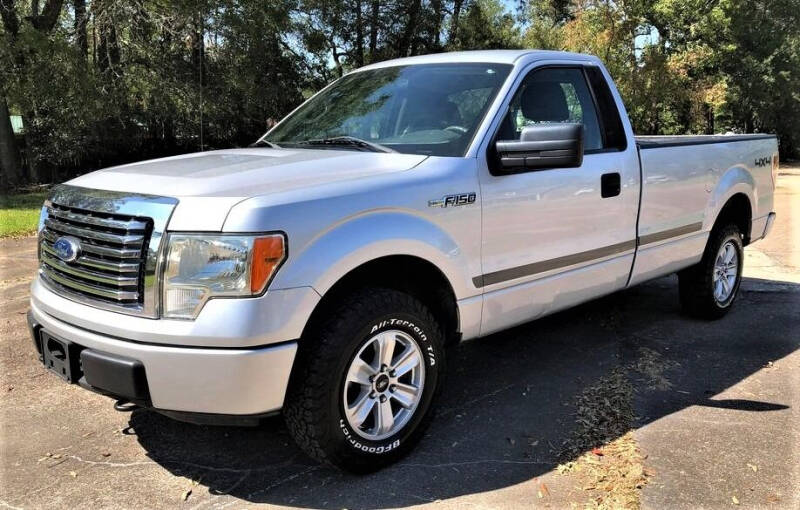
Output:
[271, 210, 477, 300]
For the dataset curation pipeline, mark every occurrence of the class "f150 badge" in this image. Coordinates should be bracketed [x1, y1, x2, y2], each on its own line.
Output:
[428, 192, 476, 208]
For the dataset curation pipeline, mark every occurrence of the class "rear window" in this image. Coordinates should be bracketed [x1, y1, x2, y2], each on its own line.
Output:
[585, 66, 627, 151]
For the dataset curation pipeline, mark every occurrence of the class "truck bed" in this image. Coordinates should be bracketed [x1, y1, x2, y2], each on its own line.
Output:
[636, 134, 776, 149]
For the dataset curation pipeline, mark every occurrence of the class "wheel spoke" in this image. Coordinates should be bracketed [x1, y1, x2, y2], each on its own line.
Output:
[346, 357, 375, 386]
[375, 399, 395, 435]
[720, 276, 730, 295]
[724, 244, 735, 264]
[375, 333, 396, 370]
[392, 347, 421, 378]
[715, 280, 724, 300]
[391, 382, 419, 409]
[346, 392, 376, 428]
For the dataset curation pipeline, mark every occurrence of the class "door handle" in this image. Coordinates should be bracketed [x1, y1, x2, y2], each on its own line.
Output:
[601, 172, 621, 198]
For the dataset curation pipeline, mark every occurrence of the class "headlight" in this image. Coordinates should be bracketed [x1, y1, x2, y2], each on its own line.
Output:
[162, 233, 286, 319]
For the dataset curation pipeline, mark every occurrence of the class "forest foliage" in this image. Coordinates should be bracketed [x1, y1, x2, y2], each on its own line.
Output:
[1, 0, 798, 189]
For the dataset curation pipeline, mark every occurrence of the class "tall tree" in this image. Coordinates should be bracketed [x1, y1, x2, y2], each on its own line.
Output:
[0, 96, 23, 191]
[0, 0, 24, 189]
[73, 0, 87, 60]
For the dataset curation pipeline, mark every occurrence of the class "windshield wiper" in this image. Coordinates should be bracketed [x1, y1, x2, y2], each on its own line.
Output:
[248, 139, 280, 148]
[294, 136, 396, 153]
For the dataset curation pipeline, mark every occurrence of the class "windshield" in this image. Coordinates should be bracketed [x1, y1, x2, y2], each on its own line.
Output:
[264, 63, 513, 157]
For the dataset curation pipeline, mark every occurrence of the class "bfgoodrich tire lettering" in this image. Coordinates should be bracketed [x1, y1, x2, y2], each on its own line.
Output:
[284, 288, 446, 473]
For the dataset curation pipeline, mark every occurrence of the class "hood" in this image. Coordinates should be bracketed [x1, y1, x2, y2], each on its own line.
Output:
[65, 148, 428, 231]
[67, 148, 428, 198]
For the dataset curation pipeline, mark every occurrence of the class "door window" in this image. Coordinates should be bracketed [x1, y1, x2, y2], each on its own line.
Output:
[496, 67, 604, 151]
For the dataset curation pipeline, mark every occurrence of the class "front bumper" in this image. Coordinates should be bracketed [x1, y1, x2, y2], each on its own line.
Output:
[29, 300, 297, 418]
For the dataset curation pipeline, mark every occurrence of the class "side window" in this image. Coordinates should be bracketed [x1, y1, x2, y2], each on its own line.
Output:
[497, 68, 604, 151]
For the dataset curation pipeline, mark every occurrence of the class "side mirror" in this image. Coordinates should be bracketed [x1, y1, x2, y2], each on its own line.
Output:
[494, 123, 584, 172]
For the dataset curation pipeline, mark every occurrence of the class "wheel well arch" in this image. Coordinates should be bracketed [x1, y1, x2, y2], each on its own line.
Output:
[301, 255, 461, 346]
[712, 193, 753, 245]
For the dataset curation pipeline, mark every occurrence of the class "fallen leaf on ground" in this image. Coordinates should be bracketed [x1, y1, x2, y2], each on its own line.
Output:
[101, 452, 111, 457]
[540, 482, 550, 497]
[732, 495, 740, 505]
[747, 463, 758, 472]
[181, 489, 192, 501]
[591, 447, 604, 456]
[69, 471, 77, 478]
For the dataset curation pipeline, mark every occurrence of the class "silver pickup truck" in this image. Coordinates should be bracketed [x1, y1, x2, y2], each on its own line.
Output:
[29, 50, 778, 472]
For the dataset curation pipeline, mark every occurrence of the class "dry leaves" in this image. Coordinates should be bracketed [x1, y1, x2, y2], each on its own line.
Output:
[555, 360, 656, 509]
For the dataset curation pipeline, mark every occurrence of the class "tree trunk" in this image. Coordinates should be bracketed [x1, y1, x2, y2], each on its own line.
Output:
[0, 96, 24, 191]
[401, 0, 421, 56]
[354, 0, 364, 66]
[96, 1, 120, 75]
[430, 0, 442, 48]
[330, 36, 343, 77]
[73, 0, 88, 60]
[0, 0, 21, 37]
[368, 0, 379, 60]
[449, 0, 464, 45]
[29, 0, 64, 32]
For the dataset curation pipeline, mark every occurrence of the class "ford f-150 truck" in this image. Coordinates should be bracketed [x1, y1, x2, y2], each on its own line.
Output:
[28, 50, 778, 472]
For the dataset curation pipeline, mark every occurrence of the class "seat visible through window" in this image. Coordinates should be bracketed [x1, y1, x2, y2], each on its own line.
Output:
[498, 68, 604, 151]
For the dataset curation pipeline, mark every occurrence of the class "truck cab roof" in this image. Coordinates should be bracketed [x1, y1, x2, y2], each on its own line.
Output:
[356, 50, 601, 72]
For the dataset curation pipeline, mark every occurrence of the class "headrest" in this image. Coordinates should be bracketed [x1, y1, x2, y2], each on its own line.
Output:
[520, 82, 570, 122]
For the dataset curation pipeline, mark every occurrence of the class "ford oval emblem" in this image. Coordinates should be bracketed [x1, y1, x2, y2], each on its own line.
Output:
[53, 236, 82, 263]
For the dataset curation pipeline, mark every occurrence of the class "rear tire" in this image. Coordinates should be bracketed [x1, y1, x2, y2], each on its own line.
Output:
[678, 224, 744, 319]
[283, 287, 446, 473]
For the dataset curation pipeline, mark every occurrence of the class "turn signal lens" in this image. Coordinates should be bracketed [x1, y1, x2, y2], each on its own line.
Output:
[251, 235, 286, 293]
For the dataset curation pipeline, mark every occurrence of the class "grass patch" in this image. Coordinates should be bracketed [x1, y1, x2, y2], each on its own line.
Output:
[0, 190, 48, 238]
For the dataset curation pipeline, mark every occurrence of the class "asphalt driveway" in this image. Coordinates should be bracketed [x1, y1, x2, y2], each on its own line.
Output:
[1, 167, 798, 509]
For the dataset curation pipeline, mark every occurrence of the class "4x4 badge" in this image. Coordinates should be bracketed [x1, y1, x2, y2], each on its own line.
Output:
[428, 192, 476, 208]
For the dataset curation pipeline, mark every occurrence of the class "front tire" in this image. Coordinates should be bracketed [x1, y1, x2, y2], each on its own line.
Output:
[283, 288, 446, 473]
[678, 224, 744, 319]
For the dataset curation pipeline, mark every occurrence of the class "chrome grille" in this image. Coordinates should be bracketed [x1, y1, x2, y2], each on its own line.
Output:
[39, 203, 152, 307]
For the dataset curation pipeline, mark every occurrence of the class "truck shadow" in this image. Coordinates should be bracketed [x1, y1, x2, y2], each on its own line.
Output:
[129, 275, 799, 508]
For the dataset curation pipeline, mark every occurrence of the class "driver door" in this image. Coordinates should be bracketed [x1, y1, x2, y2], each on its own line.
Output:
[477, 65, 640, 335]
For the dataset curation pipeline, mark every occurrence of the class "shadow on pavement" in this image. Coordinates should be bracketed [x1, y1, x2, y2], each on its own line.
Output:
[128, 275, 799, 508]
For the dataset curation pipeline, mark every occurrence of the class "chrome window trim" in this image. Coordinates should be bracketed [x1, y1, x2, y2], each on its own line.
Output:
[39, 184, 178, 318]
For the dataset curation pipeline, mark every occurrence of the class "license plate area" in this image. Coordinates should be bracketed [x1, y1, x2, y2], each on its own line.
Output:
[40, 331, 83, 383]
